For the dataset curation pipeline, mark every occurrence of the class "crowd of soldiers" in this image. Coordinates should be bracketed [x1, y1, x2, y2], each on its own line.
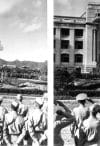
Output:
[0, 93, 48, 146]
[54, 93, 100, 146]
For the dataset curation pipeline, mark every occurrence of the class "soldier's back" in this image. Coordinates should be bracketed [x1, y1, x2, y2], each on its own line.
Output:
[73, 105, 89, 127]
[79, 116, 100, 146]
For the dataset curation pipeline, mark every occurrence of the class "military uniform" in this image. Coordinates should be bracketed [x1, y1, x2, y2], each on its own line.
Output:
[3, 102, 26, 146]
[79, 104, 100, 146]
[54, 113, 75, 146]
[28, 106, 47, 146]
[71, 93, 89, 146]
[16, 94, 29, 146]
[0, 96, 8, 145]
[0, 106, 7, 145]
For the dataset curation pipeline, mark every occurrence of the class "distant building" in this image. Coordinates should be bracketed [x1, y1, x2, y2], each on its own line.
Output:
[54, 2, 100, 73]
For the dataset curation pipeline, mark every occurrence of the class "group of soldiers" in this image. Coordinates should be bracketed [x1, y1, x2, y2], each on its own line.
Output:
[54, 93, 100, 146]
[0, 93, 48, 146]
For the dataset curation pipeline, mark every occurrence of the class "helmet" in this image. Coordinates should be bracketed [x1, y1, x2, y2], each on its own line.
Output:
[35, 98, 44, 106]
[43, 93, 48, 99]
[11, 101, 19, 109]
[0, 96, 3, 102]
[16, 94, 23, 101]
[76, 93, 88, 101]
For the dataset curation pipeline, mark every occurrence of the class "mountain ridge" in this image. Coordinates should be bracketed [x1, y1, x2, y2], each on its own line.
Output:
[0, 58, 47, 70]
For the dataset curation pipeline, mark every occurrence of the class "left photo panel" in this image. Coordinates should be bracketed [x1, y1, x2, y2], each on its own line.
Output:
[0, 0, 48, 146]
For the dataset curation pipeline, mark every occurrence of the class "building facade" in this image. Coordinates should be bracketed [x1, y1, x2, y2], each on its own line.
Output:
[54, 2, 100, 73]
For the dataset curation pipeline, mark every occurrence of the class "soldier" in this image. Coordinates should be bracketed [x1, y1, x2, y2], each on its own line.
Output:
[40, 93, 48, 146]
[0, 96, 8, 145]
[16, 94, 26, 116]
[22, 106, 29, 146]
[71, 93, 90, 146]
[3, 101, 26, 146]
[16, 94, 29, 146]
[28, 99, 47, 146]
[79, 104, 100, 146]
[54, 100, 75, 146]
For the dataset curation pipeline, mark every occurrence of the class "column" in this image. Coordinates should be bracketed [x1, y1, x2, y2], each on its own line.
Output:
[92, 29, 96, 62]
[70, 28, 75, 66]
[55, 27, 61, 65]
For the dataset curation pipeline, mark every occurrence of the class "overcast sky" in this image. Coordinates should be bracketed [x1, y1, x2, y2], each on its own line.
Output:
[0, 0, 47, 62]
[54, 0, 100, 17]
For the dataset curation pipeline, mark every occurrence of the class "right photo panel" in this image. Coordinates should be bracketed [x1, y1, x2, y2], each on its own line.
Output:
[54, 0, 100, 146]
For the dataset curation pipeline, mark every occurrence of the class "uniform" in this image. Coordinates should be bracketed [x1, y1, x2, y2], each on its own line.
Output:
[54, 114, 75, 146]
[18, 102, 26, 116]
[71, 93, 89, 146]
[79, 104, 100, 146]
[0, 96, 8, 145]
[54, 101, 75, 146]
[3, 102, 26, 146]
[0, 106, 7, 145]
[16, 94, 27, 117]
[28, 106, 47, 146]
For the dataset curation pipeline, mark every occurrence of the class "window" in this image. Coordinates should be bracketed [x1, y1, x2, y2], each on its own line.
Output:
[98, 13, 100, 16]
[75, 41, 83, 49]
[61, 54, 69, 62]
[54, 28, 56, 35]
[54, 40, 56, 48]
[75, 54, 83, 63]
[75, 29, 83, 37]
[61, 28, 69, 37]
[61, 40, 69, 49]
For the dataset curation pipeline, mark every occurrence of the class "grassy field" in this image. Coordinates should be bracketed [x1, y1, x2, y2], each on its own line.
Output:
[1, 94, 42, 111]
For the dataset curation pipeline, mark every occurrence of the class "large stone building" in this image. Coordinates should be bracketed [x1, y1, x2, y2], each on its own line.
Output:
[54, 2, 100, 73]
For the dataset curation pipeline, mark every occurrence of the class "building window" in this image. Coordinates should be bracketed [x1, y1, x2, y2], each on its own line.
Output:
[75, 54, 83, 63]
[54, 28, 56, 35]
[61, 28, 69, 37]
[96, 13, 100, 17]
[61, 40, 69, 49]
[61, 54, 69, 62]
[75, 29, 83, 37]
[54, 40, 56, 48]
[75, 41, 83, 49]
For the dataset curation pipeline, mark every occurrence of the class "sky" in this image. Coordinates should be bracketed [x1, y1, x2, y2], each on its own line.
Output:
[54, 0, 100, 17]
[0, 0, 47, 62]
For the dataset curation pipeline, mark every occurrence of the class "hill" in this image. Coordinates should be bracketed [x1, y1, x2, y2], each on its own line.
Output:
[0, 58, 47, 71]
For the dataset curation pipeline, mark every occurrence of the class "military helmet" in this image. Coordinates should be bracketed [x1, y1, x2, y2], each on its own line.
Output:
[76, 93, 88, 101]
[11, 101, 19, 110]
[43, 92, 48, 99]
[35, 98, 44, 106]
[0, 96, 3, 102]
[16, 94, 23, 101]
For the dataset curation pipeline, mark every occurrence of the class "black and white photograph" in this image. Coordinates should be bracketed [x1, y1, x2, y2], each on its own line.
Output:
[54, 0, 100, 146]
[0, 0, 47, 146]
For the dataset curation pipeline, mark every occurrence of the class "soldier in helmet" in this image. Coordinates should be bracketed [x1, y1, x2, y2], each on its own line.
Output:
[54, 100, 75, 146]
[71, 93, 90, 146]
[79, 104, 100, 146]
[3, 101, 26, 146]
[16, 94, 25, 116]
[28, 99, 48, 146]
[16, 94, 29, 146]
